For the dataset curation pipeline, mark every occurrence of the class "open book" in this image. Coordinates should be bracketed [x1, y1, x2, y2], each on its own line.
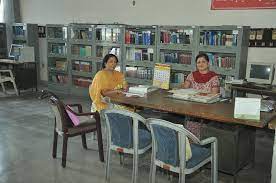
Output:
[168, 88, 220, 103]
[125, 85, 158, 97]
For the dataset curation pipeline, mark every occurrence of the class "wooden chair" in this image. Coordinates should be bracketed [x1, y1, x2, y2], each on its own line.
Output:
[0, 69, 19, 96]
[49, 94, 104, 167]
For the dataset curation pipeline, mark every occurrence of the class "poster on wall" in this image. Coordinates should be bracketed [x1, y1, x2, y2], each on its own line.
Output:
[211, 0, 276, 10]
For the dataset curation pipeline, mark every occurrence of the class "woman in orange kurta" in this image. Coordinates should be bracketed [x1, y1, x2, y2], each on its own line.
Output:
[89, 54, 127, 112]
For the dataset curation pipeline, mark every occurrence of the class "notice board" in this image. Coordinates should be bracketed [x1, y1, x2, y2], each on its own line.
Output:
[211, 0, 276, 10]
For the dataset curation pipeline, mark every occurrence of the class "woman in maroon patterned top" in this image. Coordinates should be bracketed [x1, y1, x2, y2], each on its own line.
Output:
[182, 53, 220, 94]
[181, 53, 220, 139]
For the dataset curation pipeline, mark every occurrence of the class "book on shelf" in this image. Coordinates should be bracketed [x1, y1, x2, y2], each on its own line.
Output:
[79, 61, 91, 72]
[85, 46, 92, 56]
[55, 60, 67, 70]
[80, 30, 88, 39]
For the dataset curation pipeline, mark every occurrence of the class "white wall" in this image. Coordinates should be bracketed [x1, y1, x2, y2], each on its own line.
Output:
[19, 0, 276, 81]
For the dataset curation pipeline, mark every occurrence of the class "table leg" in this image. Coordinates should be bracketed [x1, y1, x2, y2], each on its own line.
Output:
[271, 129, 276, 183]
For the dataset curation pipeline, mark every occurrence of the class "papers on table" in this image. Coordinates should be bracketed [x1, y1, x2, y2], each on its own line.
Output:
[125, 85, 158, 97]
[234, 97, 261, 120]
[168, 88, 220, 103]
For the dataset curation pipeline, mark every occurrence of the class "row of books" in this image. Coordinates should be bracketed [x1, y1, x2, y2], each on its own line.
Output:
[96, 28, 120, 43]
[72, 61, 92, 72]
[48, 27, 67, 39]
[71, 29, 93, 40]
[160, 52, 192, 65]
[125, 31, 155, 45]
[171, 72, 185, 84]
[71, 45, 92, 57]
[206, 53, 235, 69]
[126, 67, 153, 80]
[50, 74, 68, 84]
[51, 44, 66, 54]
[200, 31, 238, 47]
[126, 48, 154, 61]
[73, 77, 92, 88]
[13, 26, 26, 37]
[160, 31, 192, 44]
[96, 47, 120, 58]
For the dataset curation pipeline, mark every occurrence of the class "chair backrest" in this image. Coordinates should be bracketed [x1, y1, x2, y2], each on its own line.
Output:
[49, 96, 73, 133]
[102, 109, 147, 149]
[148, 118, 200, 167]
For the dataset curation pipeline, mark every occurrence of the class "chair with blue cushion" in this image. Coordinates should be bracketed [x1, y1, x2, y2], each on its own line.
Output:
[102, 109, 152, 183]
[148, 118, 218, 183]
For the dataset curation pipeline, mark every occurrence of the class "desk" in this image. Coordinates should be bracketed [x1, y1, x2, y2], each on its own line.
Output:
[268, 118, 276, 183]
[231, 84, 276, 98]
[106, 90, 276, 183]
[107, 90, 274, 128]
[0, 59, 37, 94]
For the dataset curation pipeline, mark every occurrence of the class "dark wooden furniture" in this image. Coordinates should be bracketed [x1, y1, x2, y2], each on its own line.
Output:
[231, 83, 276, 98]
[49, 95, 104, 167]
[106, 90, 275, 128]
[0, 59, 37, 94]
[268, 118, 276, 183]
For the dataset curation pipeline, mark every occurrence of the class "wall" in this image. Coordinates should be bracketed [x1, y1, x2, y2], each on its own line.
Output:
[19, 0, 276, 81]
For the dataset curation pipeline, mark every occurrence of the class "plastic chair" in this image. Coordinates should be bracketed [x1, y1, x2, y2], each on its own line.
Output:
[102, 109, 152, 183]
[0, 69, 19, 96]
[47, 92, 104, 167]
[148, 118, 218, 183]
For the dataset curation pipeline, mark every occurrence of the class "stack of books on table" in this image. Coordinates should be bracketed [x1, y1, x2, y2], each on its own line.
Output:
[126, 85, 158, 97]
[168, 88, 220, 103]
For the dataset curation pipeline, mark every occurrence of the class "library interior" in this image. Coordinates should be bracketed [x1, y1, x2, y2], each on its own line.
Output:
[1, 0, 276, 183]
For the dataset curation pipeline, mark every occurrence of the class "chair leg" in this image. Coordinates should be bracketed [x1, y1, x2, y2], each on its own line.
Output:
[179, 170, 186, 183]
[132, 152, 138, 183]
[62, 135, 68, 168]
[81, 134, 87, 149]
[52, 130, 58, 158]
[211, 141, 218, 183]
[11, 81, 19, 96]
[105, 143, 111, 183]
[95, 113, 104, 162]
[149, 154, 156, 183]
[1, 82, 6, 94]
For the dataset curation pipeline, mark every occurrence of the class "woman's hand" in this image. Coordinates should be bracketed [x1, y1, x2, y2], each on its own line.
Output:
[102, 89, 122, 96]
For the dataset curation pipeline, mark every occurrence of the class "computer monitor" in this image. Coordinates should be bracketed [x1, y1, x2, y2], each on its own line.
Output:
[9, 44, 23, 59]
[273, 66, 276, 86]
[246, 62, 274, 85]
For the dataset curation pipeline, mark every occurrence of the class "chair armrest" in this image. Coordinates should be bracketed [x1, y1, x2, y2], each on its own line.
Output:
[67, 103, 83, 113]
[200, 137, 217, 146]
[65, 105, 96, 117]
[0, 70, 13, 77]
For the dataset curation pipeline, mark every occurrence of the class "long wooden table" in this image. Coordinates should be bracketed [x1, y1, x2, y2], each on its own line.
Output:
[107, 90, 275, 128]
[106, 89, 276, 183]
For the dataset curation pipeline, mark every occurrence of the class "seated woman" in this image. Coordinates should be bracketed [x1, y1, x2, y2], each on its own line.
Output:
[181, 53, 220, 138]
[89, 54, 127, 112]
[182, 53, 220, 94]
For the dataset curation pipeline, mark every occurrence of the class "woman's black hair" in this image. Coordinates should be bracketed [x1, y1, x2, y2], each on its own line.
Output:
[101, 54, 119, 69]
[195, 53, 209, 63]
